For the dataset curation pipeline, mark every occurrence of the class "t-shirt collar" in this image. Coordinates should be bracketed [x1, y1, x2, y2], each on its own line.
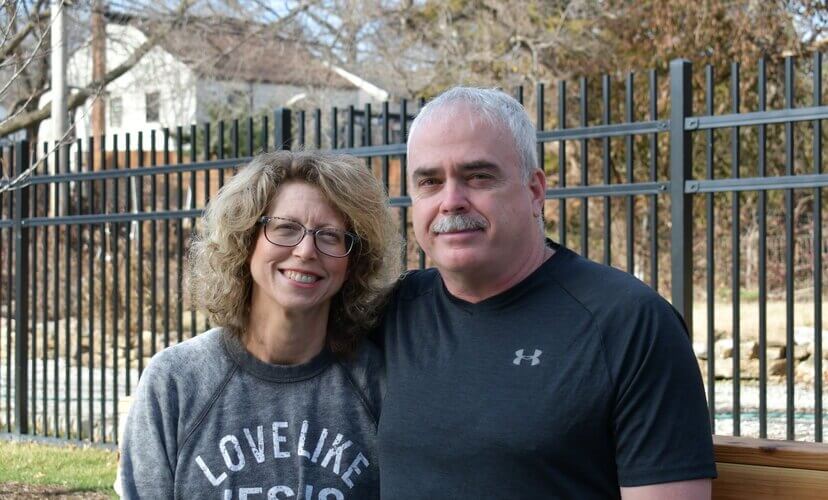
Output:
[436, 239, 571, 312]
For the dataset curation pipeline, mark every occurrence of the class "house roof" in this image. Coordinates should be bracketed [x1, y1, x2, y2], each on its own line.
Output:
[119, 14, 358, 89]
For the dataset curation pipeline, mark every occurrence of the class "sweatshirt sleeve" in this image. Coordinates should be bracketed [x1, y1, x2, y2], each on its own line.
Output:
[119, 354, 180, 499]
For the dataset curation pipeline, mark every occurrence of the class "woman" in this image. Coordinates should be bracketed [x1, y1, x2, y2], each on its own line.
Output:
[120, 151, 400, 499]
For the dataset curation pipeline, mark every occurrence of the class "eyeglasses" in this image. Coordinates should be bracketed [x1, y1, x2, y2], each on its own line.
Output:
[258, 216, 358, 258]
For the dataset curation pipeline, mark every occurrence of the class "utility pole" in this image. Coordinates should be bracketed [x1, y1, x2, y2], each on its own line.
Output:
[91, 0, 106, 168]
[50, 0, 68, 215]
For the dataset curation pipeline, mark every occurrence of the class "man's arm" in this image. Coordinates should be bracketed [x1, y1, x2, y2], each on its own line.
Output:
[608, 296, 717, 487]
[620, 478, 712, 499]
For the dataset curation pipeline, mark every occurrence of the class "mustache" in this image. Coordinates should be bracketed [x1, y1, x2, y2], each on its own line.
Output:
[431, 214, 489, 233]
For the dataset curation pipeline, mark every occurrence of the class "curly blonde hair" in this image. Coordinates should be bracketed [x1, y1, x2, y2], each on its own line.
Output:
[189, 150, 401, 355]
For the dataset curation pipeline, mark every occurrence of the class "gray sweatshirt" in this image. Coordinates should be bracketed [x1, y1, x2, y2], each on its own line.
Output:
[120, 328, 383, 500]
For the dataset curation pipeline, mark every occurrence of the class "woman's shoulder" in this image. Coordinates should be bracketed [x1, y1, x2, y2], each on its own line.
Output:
[141, 328, 232, 386]
[130, 328, 237, 442]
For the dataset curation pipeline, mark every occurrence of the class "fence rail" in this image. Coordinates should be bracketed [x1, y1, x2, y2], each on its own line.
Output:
[2, 56, 828, 445]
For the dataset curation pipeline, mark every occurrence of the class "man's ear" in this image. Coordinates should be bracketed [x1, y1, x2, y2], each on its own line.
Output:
[528, 168, 547, 218]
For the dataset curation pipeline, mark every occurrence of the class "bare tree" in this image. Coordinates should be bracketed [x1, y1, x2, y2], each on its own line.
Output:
[290, 0, 827, 99]
[0, 0, 197, 141]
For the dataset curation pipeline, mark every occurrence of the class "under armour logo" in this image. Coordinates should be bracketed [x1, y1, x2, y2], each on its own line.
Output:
[513, 349, 542, 366]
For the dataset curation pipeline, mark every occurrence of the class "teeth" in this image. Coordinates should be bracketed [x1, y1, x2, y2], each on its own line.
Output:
[284, 270, 318, 283]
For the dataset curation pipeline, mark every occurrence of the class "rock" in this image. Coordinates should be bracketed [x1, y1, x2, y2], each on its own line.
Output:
[785, 344, 812, 361]
[796, 363, 815, 385]
[78, 352, 92, 366]
[767, 345, 787, 360]
[697, 359, 707, 377]
[72, 342, 91, 358]
[794, 326, 828, 346]
[716, 339, 734, 359]
[742, 359, 761, 380]
[694, 342, 708, 360]
[741, 341, 760, 360]
[770, 359, 788, 377]
[715, 360, 734, 379]
[713, 339, 759, 360]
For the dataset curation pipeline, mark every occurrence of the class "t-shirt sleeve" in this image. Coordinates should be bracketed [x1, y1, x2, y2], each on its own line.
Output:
[340, 341, 386, 422]
[607, 295, 717, 486]
[119, 356, 178, 499]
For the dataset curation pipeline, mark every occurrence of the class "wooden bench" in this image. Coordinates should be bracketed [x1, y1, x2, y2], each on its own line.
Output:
[713, 435, 828, 499]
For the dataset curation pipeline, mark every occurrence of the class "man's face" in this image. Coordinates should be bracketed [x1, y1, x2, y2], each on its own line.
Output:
[408, 105, 545, 279]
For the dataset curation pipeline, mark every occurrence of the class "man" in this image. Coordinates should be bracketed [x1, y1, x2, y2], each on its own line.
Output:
[375, 87, 716, 499]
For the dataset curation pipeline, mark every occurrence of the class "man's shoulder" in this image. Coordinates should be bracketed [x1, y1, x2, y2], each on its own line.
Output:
[392, 267, 441, 301]
[548, 246, 664, 314]
[548, 249, 691, 358]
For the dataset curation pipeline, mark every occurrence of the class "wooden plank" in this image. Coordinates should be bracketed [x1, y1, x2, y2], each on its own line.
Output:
[713, 463, 828, 500]
[714, 435, 828, 471]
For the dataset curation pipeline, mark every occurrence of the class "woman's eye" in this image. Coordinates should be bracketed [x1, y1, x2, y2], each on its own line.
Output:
[317, 230, 343, 244]
[273, 224, 301, 235]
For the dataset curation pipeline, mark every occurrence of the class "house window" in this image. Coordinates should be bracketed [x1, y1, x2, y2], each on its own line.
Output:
[145, 91, 160, 122]
[109, 96, 122, 128]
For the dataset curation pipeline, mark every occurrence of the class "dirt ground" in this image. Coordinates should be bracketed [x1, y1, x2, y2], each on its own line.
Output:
[691, 299, 828, 344]
[0, 483, 110, 499]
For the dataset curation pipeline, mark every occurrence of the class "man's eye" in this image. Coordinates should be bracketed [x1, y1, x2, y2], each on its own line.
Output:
[418, 178, 440, 187]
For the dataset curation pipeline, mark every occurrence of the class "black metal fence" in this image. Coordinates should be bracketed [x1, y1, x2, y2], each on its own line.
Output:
[2, 56, 828, 446]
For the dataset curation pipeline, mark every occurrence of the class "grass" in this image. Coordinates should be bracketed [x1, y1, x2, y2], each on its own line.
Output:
[0, 439, 118, 497]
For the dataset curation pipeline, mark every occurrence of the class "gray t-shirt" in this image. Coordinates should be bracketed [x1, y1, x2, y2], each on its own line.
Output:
[376, 242, 716, 498]
[120, 328, 383, 500]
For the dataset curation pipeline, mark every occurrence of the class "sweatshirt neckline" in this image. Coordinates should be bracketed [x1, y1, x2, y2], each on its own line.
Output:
[221, 330, 333, 382]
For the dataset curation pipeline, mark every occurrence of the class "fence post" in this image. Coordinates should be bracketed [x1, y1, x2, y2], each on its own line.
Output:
[13, 140, 30, 434]
[669, 59, 694, 339]
[274, 108, 293, 151]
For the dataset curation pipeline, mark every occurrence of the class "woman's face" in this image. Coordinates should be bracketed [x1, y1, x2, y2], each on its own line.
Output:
[248, 181, 350, 318]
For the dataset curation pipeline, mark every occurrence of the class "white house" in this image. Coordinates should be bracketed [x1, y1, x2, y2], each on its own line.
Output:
[39, 15, 388, 150]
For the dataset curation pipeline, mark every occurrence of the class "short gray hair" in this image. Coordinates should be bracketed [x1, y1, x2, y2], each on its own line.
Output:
[407, 87, 539, 181]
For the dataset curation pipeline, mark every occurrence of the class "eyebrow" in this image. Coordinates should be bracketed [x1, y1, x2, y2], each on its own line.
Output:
[271, 216, 345, 231]
[410, 166, 442, 182]
[459, 161, 502, 174]
[411, 160, 503, 181]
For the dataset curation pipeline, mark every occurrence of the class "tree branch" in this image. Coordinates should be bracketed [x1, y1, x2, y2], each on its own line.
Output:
[0, 2, 49, 65]
[0, 0, 196, 137]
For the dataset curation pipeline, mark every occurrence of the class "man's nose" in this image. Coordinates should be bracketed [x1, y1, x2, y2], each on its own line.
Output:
[439, 180, 469, 213]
